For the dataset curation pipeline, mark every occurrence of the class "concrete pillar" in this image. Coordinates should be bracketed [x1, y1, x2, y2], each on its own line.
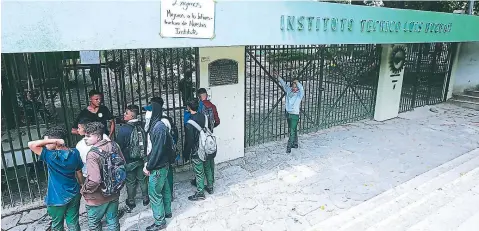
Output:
[446, 43, 462, 99]
[374, 44, 406, 121]
[198, 46, 245, 163]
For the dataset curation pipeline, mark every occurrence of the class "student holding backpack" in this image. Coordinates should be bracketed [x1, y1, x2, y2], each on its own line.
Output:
[81, 122, 126, 231]
[184, 99, 217, 201]
[116, 105, 149, 213]
[143, 101, 173, 231]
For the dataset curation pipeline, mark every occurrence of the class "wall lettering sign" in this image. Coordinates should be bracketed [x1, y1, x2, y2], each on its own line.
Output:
[160, 0, 215, 38]
[280, 15, 453, 34]
[208, 59, 238, 87]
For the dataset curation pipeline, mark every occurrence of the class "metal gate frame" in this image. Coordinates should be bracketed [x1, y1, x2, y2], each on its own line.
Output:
[245, 44, 381, 147]
[399, 43, 456, 113]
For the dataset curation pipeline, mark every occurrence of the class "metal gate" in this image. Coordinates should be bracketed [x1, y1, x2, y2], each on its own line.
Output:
[1, 48, 198, 208]
[245, 45, 381, 147]
[399, 43, 455, 113]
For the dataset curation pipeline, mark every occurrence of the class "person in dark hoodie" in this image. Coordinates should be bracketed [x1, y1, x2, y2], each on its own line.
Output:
[183, 99, 209, 201]
[143, 101, 172, 231]
[116, 105, 149, 213]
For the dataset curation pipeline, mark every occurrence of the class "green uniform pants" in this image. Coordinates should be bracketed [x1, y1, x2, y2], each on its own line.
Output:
[192, 157, 215, 193]
[125, 160, 148, 205]
[85, 199, 120, 231]
[148, 166, 172, 225]
[47, 194, 81, 231]
[287, 113, 299, 147]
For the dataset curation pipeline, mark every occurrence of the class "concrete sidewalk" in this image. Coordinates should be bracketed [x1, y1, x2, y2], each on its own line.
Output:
[3, 103, 479, 231]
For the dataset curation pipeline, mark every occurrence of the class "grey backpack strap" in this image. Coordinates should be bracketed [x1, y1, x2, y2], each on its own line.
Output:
[187, 119, 202, 132]
[204, 114, 209, 130]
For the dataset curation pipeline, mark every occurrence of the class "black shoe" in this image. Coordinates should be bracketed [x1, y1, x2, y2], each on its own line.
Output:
[205, 187, 214, 194]
[165, 213, 172, 219]
[190, 179, 197, 187]
[143, 197, 150, 206]
[286, 146, 292, 153]
[146, 223, 166, 231]
[292, 144, 298, 149]
[188, 192, 205, 201]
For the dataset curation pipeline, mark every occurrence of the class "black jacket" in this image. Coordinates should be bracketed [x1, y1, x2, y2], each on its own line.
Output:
[146, 102, 169, 171]
[183, 112, 206, 160]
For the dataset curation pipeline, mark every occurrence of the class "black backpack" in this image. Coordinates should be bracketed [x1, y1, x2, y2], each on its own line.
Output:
[91, 143, 126, 197]
[127, 123, 147, 160]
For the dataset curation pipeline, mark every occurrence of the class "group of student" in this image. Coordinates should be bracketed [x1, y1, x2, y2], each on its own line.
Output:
[28, 87, 220, 231]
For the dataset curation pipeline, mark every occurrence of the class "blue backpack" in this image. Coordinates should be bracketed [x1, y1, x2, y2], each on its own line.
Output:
[91, 143, 126, 197]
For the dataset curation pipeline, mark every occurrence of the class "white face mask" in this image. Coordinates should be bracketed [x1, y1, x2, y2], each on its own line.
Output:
[144, 111, 152, 130]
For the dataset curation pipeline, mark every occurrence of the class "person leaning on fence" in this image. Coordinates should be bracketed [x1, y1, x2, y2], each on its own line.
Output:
[143, 101, 173, 231]
[116, 105, 149, 213]
[273, 70, 304, 153]
[75, 118, 110, 180]
[72, 89, 115, 138]
[81, 122, 125, 231]
[28, 126, 84, 231]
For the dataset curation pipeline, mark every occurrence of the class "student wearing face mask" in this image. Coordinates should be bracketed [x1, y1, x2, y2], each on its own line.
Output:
[273, 70, 304, 153]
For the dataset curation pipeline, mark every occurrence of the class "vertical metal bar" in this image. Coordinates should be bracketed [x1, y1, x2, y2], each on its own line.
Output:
[162, 50, 171, 117]
[149, 49, 156, 98]
[252, 46, 258, 145]
[141, 49, 149, 110]
[170, 48, 177, 129]
[248, 46, 253, 146]
[106, 50, 119, 115]
[244, 47, 248, 147]
[154, 49, 162, 98]
[275, 46, 280, 139]
[10, 54, 35, 202]
[134, 49, 142, 108]
[427, 43, 437, 105]
[127, 50, 135, 108]
[22, 54, 43, 195]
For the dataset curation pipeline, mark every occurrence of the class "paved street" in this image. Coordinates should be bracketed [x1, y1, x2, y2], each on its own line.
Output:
[3, 103, 479, 231]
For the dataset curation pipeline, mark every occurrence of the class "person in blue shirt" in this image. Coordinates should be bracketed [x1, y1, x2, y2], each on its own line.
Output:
[273, 70, 304, 153]
[28, 126, 84, 231]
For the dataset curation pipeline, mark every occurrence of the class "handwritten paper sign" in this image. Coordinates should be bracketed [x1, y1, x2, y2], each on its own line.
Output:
[160, 0, 216, 39]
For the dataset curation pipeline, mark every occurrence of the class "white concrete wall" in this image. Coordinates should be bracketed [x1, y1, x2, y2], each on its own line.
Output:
[374, 44, 405, 121]
[198, 46, 245, 163]
[450, 42, 479, 95]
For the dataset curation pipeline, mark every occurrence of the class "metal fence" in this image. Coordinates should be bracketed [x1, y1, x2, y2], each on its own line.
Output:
[1, 48, 198, 208]
[245, 44, 381, 147]
[399, 43, 455, 113]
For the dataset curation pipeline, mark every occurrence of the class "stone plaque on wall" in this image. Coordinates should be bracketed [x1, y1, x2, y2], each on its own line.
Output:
[208, 59, 238, 86]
